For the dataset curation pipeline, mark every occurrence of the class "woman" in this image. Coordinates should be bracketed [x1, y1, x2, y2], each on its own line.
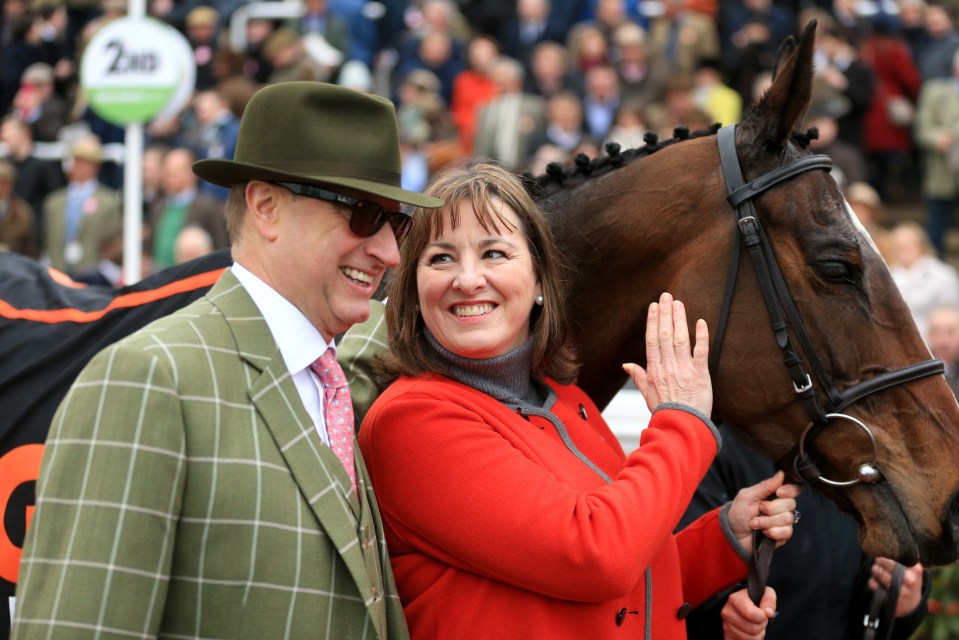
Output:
[358, 161, 800, 639]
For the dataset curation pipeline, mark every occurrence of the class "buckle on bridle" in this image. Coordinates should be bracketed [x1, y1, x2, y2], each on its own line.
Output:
[793, 374, 813, 394]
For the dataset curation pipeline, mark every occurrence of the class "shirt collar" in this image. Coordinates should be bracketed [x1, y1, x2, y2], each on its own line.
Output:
[231, 262, 332, 374]
[68, 179, 97, 199]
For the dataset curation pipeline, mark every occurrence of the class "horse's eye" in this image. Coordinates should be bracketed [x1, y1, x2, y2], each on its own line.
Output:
[818, 261, 852, 284]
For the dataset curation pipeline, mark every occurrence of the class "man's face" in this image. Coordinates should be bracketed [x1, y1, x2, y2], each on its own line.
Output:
[928, 310, 959, 363]
[265, 184, 401, 341]
[69, 158, 99, 183]
[161, 150, 196, 194]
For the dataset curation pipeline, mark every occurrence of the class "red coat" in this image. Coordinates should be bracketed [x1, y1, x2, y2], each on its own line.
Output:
[359, 374, 747, 639]
[860, 34, 922, 154]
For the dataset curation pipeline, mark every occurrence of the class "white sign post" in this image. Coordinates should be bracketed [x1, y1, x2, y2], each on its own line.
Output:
[80, 12, 194, 284]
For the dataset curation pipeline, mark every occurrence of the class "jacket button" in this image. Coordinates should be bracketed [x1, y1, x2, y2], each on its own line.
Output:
[677, 602, 693, 619]
[371, 585, 379, 599]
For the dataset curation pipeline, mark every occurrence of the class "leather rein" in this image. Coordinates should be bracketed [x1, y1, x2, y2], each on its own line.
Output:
[710, 124, 936, 633]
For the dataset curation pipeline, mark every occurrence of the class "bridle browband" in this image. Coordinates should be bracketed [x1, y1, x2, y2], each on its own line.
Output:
[711, 124, 945, 487]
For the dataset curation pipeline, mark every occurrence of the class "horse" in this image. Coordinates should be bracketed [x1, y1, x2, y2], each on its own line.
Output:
[527, 21, 959, 569]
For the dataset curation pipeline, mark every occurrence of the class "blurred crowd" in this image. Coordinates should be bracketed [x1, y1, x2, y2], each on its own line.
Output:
[3, 0, 959, 335]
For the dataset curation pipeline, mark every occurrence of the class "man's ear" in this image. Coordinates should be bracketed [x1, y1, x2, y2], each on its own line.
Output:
[246, 180, 282, 241]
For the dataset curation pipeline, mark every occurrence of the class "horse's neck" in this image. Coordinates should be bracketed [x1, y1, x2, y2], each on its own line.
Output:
[542, 177, 715, 408]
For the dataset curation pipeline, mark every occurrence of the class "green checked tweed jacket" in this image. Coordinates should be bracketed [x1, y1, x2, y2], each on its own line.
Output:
[13, 270, 408, 640]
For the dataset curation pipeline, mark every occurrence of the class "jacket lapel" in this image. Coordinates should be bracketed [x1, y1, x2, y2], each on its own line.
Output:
[207, 270, 378, 610]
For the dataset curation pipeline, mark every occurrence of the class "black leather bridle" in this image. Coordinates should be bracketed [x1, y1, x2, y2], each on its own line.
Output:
[711, 124, 945, 487]
[712, 125, 941, 624]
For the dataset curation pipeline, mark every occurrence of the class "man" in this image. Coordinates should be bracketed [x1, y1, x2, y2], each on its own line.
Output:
[12, 81, 442, 639]
[147, 146, 227, 270]
[184, 88, 241, 202]
[473, 56, 546, 171]
[41, 134, 121, 275]
[0, 115, 65, 246]
[927, 305, 959, 397]
[0, 158, 36, 257]
[11, 62, 68, 143]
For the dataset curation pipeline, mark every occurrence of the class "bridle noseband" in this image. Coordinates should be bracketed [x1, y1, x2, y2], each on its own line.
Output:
[711, 124, 944, 487]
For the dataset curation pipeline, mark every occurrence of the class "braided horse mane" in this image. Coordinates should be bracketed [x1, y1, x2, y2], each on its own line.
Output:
[519, 123, 821, 200]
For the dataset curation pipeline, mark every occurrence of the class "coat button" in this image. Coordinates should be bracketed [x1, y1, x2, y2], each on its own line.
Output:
[371, 585, 379, 599]
[677, 602, 693, 619]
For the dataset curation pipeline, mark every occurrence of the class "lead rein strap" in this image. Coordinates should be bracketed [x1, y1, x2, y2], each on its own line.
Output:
[863, 560, 905, 640]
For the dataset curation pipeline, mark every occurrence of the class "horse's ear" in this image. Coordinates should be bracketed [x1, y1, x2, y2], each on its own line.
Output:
[741, 20, 817, 150]
[770, 35, 798, 81]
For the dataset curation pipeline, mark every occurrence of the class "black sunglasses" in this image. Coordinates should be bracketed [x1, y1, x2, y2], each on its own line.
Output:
[275, 182, 412, 243]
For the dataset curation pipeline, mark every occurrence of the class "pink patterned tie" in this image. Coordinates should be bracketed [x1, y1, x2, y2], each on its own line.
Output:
[309, 348, 357, 492]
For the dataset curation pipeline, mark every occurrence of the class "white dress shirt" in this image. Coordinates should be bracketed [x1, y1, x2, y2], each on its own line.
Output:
[232, 262, 334, 445]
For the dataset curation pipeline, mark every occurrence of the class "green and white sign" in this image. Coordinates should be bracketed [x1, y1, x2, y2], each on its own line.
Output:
[80, 17, 194, 126]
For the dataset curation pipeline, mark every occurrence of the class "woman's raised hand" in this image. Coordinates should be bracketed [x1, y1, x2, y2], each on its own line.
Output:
[624, 292, 712, 416]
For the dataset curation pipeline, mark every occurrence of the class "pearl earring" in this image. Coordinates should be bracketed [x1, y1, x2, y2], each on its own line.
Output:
[535, 295, 544, 306]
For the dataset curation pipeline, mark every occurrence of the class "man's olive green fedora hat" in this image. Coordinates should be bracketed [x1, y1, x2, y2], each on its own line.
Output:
[193, 81, 443, 208]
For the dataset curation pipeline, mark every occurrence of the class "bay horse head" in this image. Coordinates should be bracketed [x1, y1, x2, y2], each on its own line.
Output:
[531, 21, 959, 566]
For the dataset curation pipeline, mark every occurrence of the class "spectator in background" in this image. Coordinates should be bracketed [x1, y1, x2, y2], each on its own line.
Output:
[590, 0, 640, 43]
[527, 141, 569, 174]
[808, 18, 875, 151]
[303, 0, 377, 68]
[605, 95, 650, 149]
[581, 63, 621, 141]
[41, 134, 121, 275]
[888, 221, 959, 337]
[913, 2, 959, 80]
[185, 5, 220, 92]
[12, 61, 68, 143]
[498, 0, 556, 70]
[141, 143, 167, 220]
[609, 21, 669, 106]
[654, 75, 713, 137]
[474, 56, 547, 171]
[534, 90, 586, 153]
[394, 27, 466, 108]
[692, 57, 742, 127]
[647, 0, 720, 77]
[526, 40, 582, 98]
[451, 34, 501, 154]
[0, 115, 65, 246]
[0, 157, 36, 257]
[900, 0, 931, 66]
[73, 214, 124, 287]
[292, 0, 350, 80]
[394, 0, 468, 105]
[184, 88, 240, 202]
[148, 146, 227, 271]
[263, 27, 321, 84]
[173, 224, 215, 265]
[719, 0, 795, 101]
[915, 46, 959, 257]
[2, 4, 71, 119]
[395, 67, 459, 189]
[806, 107, 869, 190]
[566, 21, 609, 75]
[830, 0, 873, 43]
[239, 16, 277, 84]
[927, 305, 959, 396]
[858, 14, 922, 203]
[297, 0, 350, 56]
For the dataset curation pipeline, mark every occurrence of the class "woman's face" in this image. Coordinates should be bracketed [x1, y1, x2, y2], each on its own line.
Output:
[417, 199, 542, 359]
